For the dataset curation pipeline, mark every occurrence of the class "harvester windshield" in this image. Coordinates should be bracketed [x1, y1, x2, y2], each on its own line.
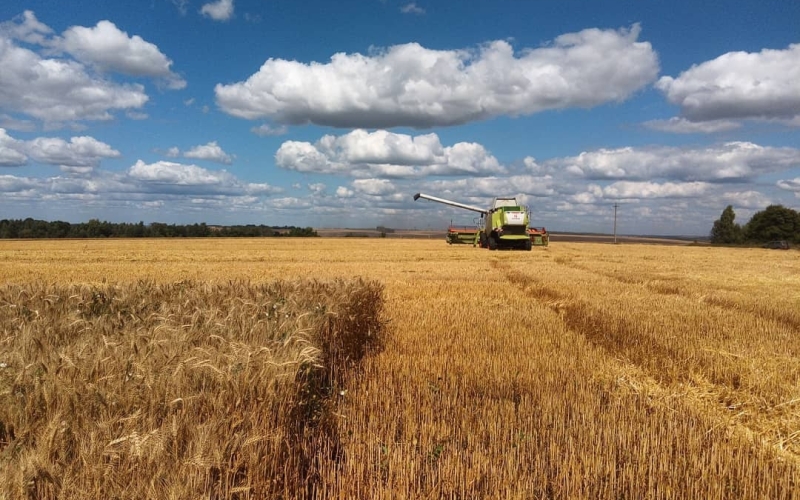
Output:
[493, 198, 519, 210]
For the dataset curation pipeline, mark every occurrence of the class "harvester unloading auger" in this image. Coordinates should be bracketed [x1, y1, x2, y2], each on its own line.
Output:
[413, 193, 549, 250]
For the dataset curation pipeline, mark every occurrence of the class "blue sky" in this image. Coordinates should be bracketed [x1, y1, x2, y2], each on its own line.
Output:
[1, 0, 799, 235]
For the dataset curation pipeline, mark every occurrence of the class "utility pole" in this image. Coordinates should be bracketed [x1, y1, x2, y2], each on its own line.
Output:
[613, 203, 619, 244]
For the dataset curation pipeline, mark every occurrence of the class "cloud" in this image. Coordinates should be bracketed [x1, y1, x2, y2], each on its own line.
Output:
[620, 181, 709, 199]
[0, 10, 52, 44]
[400, 3, 425, 15]
[0, 128, 120, 170]
[0, 11, 189, 124]
[126, 111, 148, 120]
[656, 43, 800, 122]
[171, 0, 190, 15]
[183, 141, 234, 164]
[553, 142, 800, 181]
[58, 20, 186, 89]
[0, 129, 27, 166]
[352, 178, 397, 196]
[201, 0, 234, 21]
[275, 129, 503, 178]
[335, 186, 354, 198]
[128, 159, 277, 195]
[26, 135, 121, 169]
[251, 124, 288, 136]
[719, 190, 773, 209]
[307, 182, 326, 194]
[422, 175, 556, 200]
[215, 25, 658, 128]
[593, 181, 710, 200]
[0, 114, 35, 132]
[777, 177, 800, 196]
[129, 159, 231, 185]
[643, 117, 741, 134]
[165, 147, 180, 157]
[0, 160, 282, 215]
[0, 36, 148, 123]
[0, 174, 39, 192]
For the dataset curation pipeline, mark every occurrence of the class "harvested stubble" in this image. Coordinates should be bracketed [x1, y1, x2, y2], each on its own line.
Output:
[1, 238, 799, 498]
[0, 278, 383, 499]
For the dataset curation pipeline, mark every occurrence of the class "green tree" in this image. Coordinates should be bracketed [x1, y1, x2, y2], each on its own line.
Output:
[743, 205, 800, 243]
[710, 205, 743, 244]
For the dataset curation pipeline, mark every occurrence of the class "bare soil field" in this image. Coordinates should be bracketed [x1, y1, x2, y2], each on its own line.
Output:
[1, 238, 799, 498]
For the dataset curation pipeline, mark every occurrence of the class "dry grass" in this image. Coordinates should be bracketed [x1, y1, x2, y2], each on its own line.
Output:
[1, 238, 799, 498]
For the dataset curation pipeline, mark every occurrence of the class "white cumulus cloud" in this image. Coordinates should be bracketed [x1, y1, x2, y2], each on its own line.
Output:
[275, 129, 503, 178]
[0, 11, 186, 125]
[335, 186, 354, 198]
[554, 142, 800, 181]
[0, 128, 27, 166]
[0, 128, 120, 170]
[422, 175, 556, 200]
[0, 10, 51, 44]
[183, 141, 234, 164]
[0, 36, 148, 123]
[719, 190, 773, 209]
[216, 25, 658, 128]
[128, 159, 278, 196]
[26, 135, 121, 168]
[656, 43, 800, 123]
[129, 160, 233, 185]
[58, 20, 186, 89]
[201, 0, 234, 21]
[600, 181, 710, 199]
[352, 178, 397, 196]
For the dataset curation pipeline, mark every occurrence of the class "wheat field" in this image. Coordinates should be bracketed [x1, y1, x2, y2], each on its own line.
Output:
[1, 238, 799, 499]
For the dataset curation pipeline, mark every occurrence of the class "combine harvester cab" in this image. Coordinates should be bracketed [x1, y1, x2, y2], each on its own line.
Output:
[414, 193, 548, 251]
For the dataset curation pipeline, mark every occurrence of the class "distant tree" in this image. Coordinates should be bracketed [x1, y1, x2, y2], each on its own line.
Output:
[0, 219, 320, 239]
[288, 226, 318, 237]
[743, 205, 800, 243]
[710, 205, 743, 244]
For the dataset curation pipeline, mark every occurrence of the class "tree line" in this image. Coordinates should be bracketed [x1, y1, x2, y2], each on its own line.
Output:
[710, 205, 800, 244]
[0, 219, 318, 239]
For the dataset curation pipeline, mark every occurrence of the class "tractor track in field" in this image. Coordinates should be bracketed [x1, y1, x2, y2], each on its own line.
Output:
[549, 256, 800, 334]
[490, 260, 683, 379]
[491, 259, 800, 462]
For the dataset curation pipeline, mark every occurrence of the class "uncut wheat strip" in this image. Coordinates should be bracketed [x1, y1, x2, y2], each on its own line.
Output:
[0, 278, 383, 500]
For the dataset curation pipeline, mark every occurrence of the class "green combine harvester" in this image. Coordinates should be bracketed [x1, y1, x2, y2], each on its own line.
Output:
[414, 193, 549, 250]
